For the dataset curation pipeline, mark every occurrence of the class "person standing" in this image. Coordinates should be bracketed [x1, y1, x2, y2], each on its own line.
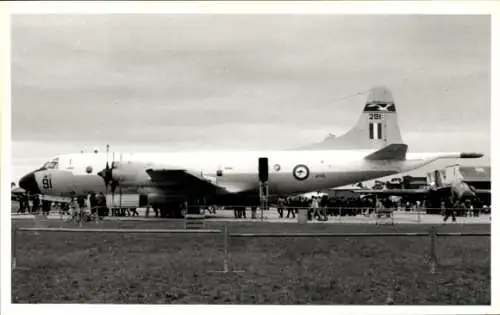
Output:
[251, 206, 257, 219]
[443, 196, 457, 222]
[32, 195, 40, 214]
[89, 192, 97, 216]
[319, 196, 328, 221]
[69, 195, 79, 224]
[97, 192, 107, 220]
[312, 197, 320, 220]
[277, 197, 284, 219]
[42, 199, 52, 216]
[288, 198, 294, 219]
[18, 193, 27, 214]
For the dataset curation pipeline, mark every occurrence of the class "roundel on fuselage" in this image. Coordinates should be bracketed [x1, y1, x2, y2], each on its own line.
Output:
[86, 166, 93, 174]
[292, 164, 310, 181]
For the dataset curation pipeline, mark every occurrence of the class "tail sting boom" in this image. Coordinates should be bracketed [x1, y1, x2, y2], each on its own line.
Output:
[299, 85, 403, 150]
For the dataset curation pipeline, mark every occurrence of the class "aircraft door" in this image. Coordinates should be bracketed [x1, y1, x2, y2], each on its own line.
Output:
[258, 157, 269, 182]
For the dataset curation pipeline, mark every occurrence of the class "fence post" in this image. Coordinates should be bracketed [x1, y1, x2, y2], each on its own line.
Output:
[208, 225, 237, 274]
[223, 225, 229, 273]
[429, 227, 437, 274]
[12, 228, 17, 270]
[386, 291, 394, 305]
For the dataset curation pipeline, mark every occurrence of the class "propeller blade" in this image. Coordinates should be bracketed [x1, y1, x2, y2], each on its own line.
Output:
[99, 145, 119, 189]
[98, 144, 124, 214]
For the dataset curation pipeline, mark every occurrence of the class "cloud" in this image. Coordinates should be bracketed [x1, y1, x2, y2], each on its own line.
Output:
[11, 15, 491, 183]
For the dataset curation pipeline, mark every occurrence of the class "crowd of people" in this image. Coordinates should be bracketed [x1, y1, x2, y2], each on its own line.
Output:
[14, 191, 112, 223]
[228, 195, 379, 221]
[231, 194, 491, 222]
[15, 193, 53, 216]
[13, 191, 491, 223]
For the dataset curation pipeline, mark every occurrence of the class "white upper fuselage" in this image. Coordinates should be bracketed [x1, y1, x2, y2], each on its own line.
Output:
[32, 149, 454, 197]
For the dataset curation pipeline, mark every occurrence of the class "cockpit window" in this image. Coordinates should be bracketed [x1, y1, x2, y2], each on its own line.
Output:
[44, 158, 60, 170]
[47, 161, 59, 169]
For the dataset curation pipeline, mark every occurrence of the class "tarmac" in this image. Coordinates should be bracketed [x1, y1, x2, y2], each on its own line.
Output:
[11, 209, 491, 225]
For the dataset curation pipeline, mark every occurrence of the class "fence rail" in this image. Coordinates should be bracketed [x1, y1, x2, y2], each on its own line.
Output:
[11, 206, 490, 216]
[229, 232, 490, 238]
[12, 226, 491, 275]
[15, 227, 492, 238]
[17, 227, 221, 234]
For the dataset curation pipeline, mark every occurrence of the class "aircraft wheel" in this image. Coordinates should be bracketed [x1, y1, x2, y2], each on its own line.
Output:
[167, 203, 184, 218]
[173, 208, 184, 219]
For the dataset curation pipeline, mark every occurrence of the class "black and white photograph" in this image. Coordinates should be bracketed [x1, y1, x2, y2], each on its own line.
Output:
[3, 1, 498, 313]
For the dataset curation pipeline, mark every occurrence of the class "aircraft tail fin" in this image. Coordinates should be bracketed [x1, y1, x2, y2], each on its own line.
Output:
[364, 143, 408, 161]
[299, 86, 404, 150]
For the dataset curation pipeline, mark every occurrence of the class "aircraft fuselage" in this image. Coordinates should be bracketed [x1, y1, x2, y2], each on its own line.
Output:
[29, 149, 444, 199]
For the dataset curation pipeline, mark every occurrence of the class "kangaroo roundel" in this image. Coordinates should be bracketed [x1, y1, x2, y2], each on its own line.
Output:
[293, 164, 310, 181]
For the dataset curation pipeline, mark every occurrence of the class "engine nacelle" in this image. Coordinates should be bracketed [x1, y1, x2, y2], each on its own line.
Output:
[105, 192, 178, 209]
[106, 193, 141, 209]
[111, 162, 151, 186]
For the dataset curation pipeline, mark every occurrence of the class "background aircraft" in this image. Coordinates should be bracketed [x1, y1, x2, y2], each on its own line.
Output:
[340, 165, 491, 214]
[18, 86, 483, 217]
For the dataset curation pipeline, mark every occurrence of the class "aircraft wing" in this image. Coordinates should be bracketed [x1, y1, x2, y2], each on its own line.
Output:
[145, 168, 222, 195]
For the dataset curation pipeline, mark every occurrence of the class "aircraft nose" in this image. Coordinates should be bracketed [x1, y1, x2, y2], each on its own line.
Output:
[19, 172, 41, 194]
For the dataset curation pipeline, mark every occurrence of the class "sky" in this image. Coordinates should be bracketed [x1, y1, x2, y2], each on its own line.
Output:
[10, 14, 491, 183]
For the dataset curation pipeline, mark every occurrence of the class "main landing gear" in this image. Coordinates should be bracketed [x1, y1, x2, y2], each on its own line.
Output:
[153, 197, 204, 219]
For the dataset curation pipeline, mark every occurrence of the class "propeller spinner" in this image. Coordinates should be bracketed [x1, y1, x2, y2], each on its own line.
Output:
[97, 161, 111, 186]
[97, 145, 119, 193]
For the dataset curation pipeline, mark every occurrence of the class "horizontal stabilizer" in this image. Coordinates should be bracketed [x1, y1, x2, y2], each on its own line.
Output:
[459, 152, 484, 159]
[364, 143, 408, 161]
